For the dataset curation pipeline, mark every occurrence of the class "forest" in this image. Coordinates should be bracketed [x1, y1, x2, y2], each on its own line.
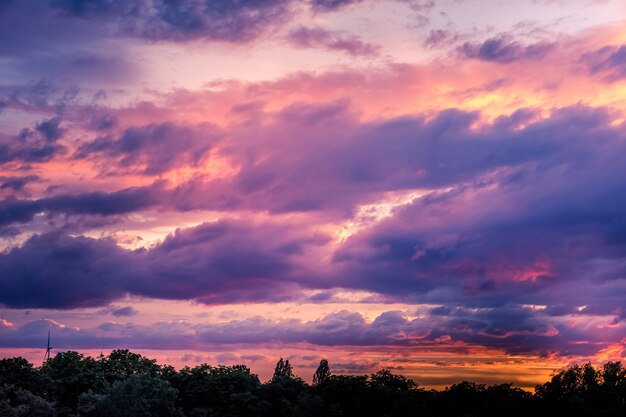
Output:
[0, 350, 625, 417]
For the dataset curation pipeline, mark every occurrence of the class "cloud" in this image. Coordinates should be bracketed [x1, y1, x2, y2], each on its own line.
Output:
[0, 226, 20, 238]
[2, 307, 621, 358]
[424, 29, 459, 48]
[111, 306, 138, 317]
[1, 80, 79, 112]
[0, 176, 40, 192]
[459, 36, 554, 63]
[34, 117, 64, 142]
[1, 103, 626, 360]
[308, 0, 364, 12]
[287, 26, 380, 56]
[0, 117, 67, 164]
[0, 185, 161, 227]
[0, 232, 134, 309]
[581, 44, 626, 82]
[88, 114, 117, 131]
[0, 0, 296, 91]
[0, 0, 390, 49]
[47, 0, 291, 43]
[0, 0, 625, 369]
[0, 218, 316, 308]
[75, 122, 220, 175]
[328, 108, 626, 323]
[163, 104, 600, 217]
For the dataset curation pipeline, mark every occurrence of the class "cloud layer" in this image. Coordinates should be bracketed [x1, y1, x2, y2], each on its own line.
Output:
[1, 0, 625, 376]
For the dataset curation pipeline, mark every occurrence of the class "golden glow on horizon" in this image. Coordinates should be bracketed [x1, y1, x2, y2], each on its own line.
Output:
[0, 344, 599, 390]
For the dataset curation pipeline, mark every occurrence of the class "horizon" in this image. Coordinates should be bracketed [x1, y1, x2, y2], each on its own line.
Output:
[0, 347, 613, 392]
[1, 0, 625, 390]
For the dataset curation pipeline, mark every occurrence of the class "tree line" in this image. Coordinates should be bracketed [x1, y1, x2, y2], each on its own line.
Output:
[0, 350, 625, 417]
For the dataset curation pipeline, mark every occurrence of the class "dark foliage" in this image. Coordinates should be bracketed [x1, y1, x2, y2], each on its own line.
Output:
[0, 351, 623, 416]
[312, 359, 330, 385]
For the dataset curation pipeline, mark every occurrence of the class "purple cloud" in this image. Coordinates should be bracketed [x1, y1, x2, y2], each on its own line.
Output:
[581, 44, 626, 82]
[309, 0, 364, 12]
[287, 26, 380, 56]
[0, 0, 395, 51]
[1, 104, 626, 360]
[0, 226, 20, 238]
[328, 107, 626, 322]
[0, 185, 161, 227]
[0, 218, 318, 308]
[110, 306, 138, 317]
[0, 232, 134, 309]
[459, 36, 554, 63]
[161, 104, 609, 218]
[0, 117, 66, 164]
[1, 307, 621, 358]
[1, 0, 625, 370]
[75, 123, 220, 175]
[1, 80, 79, 112]
[424, 29, 459, 48]
[48, 0, 291, 43]
[0, 175, 40, 192]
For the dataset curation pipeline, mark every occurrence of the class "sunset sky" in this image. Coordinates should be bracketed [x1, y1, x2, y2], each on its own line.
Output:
[1, 0, 626, 389]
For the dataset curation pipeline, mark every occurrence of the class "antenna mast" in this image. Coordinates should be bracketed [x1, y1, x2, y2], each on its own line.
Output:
[43, 331, 52, 363]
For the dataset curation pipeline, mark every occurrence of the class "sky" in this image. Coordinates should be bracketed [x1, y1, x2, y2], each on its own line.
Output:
[1, 0, 626, 390]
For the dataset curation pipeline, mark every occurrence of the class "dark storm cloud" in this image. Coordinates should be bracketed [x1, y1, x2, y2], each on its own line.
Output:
[459, 36, 554, 63]
[0, 185, 161, 227]
[0, 232, 134, 309]
[326, 107, 626, 326]
[0, 219, 313, 309]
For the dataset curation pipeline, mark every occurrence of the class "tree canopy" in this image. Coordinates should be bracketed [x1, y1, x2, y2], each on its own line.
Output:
[0, 351, 624, 417]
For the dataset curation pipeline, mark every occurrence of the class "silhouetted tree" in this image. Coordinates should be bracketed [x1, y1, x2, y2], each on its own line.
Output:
[534, 362, 624, 416]
[100, 349, 161, 383]
[78, 373, 182, 417]
[173, 364, 260, 415]
[0, 357, 40, 394]
[313, 375, 370, 416]
[369, 369, 417, 391]
[263, 358, 308, 416]
[40, 351, 105, 417]
[0, 384, 55, 417]
[601, 361, 626, 406]
[271, 358, 294, 382]
[0, 351, 624, 417]
[313, 359, 331, 385]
